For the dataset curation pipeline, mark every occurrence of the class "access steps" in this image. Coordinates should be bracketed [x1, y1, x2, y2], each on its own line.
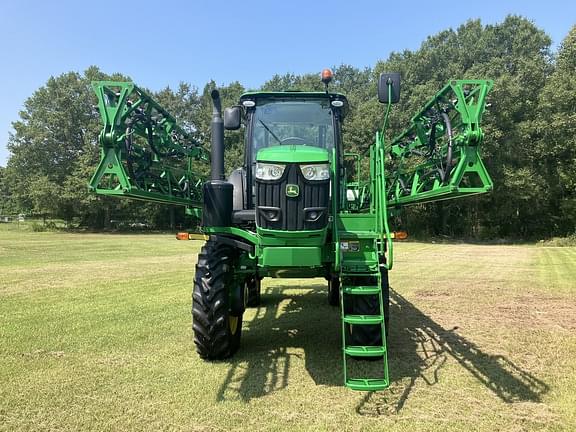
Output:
[337, 213, 389, 391]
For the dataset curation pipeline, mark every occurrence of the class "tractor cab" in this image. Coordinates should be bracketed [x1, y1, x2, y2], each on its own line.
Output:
[239, 91, 348, 157]
[224, 91, 349, 225]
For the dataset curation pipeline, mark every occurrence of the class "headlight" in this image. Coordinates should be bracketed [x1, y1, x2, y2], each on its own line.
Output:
[300, 164, 330, 181]
[255, 162, 286, 180]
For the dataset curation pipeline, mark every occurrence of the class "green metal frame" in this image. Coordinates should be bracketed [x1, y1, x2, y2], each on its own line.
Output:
[372, 87, 396, 271]
[343, 152, 363, 211]
[385, 80, 493, 208]
[89, 81, 209, 207]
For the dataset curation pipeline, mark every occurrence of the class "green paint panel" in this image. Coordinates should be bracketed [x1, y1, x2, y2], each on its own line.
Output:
[257, 227, 327, 246]
[261, 246, 322, 267]
[257, 145, 329, 163]
[337, 214, 377, 233]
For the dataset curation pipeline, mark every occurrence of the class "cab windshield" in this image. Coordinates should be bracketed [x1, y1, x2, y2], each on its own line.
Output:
[251, 98, 334, 161]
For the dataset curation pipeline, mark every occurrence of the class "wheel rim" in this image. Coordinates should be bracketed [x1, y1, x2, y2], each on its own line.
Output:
[243, 283, 249, 309]
[229, 315, 239, 334]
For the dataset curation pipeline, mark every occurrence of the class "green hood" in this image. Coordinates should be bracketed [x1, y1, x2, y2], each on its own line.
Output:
[256, 145, 329, 163]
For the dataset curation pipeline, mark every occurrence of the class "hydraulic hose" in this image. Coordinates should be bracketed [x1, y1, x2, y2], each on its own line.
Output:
[441, 112, 453, 183]
[124, 125, 137, 181]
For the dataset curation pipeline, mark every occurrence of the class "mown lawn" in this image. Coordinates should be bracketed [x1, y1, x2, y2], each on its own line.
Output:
[1, 228, 575, 431]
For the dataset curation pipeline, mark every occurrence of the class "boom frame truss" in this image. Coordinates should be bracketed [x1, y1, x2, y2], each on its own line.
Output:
[384, 79, 493, 208]
[89, 81, 209, 207]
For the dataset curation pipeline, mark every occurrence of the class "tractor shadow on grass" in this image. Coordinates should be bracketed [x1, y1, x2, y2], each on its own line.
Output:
[355, 288, 550, 415]
[216, 283, 342, 401]
[215, 283, 549, 408]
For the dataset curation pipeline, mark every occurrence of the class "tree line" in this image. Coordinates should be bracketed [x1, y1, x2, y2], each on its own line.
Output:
[1, 16, 574, 239]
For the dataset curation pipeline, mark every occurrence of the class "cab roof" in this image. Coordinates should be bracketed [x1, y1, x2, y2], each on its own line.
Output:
[239, 91, 349, 118]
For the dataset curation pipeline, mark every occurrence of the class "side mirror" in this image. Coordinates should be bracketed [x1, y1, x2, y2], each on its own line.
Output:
[224, 106, 242, 130]
[378, 72, 401, 104]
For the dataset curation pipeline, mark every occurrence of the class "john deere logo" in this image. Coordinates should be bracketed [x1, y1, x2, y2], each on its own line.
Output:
[286, 184, 300, 197]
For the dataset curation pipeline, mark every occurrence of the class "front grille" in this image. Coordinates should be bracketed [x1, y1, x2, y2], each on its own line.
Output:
[256, 163, 329, 230]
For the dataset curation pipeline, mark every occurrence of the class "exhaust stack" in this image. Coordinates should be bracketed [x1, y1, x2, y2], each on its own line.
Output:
[202, 89, 233, 227]
[210, 89, 225, 181]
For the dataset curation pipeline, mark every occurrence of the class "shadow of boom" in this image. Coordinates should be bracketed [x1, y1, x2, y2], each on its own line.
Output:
[357, 289, 549, 415]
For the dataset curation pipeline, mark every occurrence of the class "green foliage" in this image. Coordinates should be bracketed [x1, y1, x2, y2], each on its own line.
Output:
[30, 222, 46, 232]
[533, 26, 576, 235]
[30, 220, 58, 232]
[538, 233, 576, 247]
[0, 166, 16, 214]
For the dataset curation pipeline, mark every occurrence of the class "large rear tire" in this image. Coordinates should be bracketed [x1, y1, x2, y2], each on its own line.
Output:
[382, 268, 390, 335]
[245, 276, 261, 307]
[328, 276, 340, 306]
[192, 240, 242, 359]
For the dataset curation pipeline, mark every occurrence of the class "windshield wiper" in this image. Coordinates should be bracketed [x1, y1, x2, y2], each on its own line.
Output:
[259, 120, 282, 145]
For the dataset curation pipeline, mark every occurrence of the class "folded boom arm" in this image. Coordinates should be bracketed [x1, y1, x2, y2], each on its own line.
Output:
[89, 81, 209, 207]
[384, 79, 493, 208]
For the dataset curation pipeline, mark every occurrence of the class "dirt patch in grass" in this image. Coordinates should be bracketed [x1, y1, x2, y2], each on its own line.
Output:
[415, 288, 576, 332]
[495, 295, 576, 331]
[413, 289, 452, 298]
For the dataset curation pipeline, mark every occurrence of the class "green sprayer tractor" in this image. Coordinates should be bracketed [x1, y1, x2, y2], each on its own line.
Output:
[89, 71, 493, 391]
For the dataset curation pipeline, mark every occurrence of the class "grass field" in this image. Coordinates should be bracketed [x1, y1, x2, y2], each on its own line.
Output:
[1, 228, 575, 431]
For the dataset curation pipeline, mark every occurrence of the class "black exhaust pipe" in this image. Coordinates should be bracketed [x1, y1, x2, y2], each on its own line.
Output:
[202, 89, 233, 227]
[210, 89, 225, 181]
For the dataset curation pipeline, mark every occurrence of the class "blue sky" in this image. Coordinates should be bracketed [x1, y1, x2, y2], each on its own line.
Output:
[0, 0, 574, 167]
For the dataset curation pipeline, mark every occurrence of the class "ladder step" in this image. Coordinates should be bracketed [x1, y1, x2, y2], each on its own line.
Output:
[342, 260, 378, 266]
[341, 260, 379, 271]
[343, 285, 380, 295]
[344, 345, 386, 357]
[346, 378, 389, 391]
[341, 272, 379, 277]
[343, 314, 383, 325]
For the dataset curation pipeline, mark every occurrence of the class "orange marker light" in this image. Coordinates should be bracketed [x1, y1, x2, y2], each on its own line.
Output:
[176, 232, 190, 240]
[393, 231, 409, 240]
[321, 68, 333, 84]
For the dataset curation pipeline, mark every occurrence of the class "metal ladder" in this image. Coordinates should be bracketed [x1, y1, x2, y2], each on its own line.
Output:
[339, 238, 389, 391]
